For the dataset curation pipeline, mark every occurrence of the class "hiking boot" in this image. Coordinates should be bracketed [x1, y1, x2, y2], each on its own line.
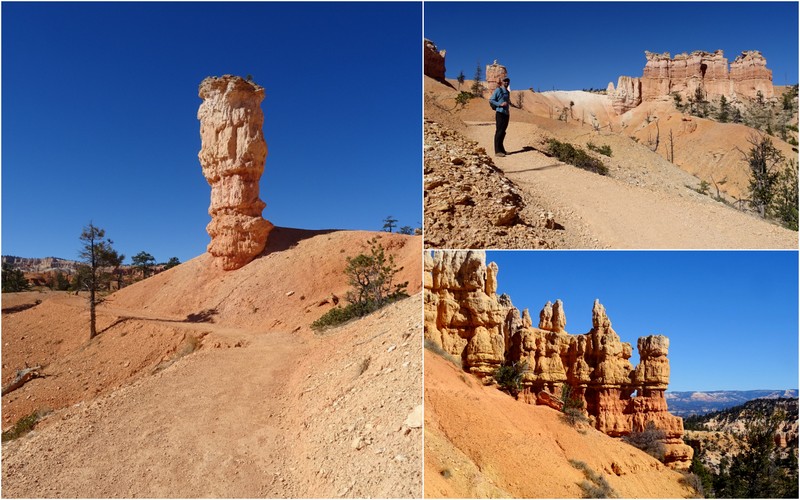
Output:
[496, 152, 506, 157]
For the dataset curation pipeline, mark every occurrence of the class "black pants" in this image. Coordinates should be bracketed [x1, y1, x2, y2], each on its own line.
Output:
[495, 111, 509, 154]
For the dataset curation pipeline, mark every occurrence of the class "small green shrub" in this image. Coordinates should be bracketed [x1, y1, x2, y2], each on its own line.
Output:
[687, 180, 711, 196]
[455, 91, 473, 108]
[547, 139, 609, 175]
[586, 142, 613, 157]
[311, 302, 369, 330]
[672, 92, 684, 110]
[1, 409, 49, 442]
[493, 361, 528, 397]
[312, 239, 408, 331]
[561, 385, 589, 426]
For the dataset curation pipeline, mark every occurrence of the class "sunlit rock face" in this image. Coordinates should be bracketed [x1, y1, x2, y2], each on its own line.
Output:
[424, 251, 511, 379]
[425, 250, 693, 469]
[612, 49, 774, 114]
[198, 75, 273, 271]
[730, 50, 774, 99]
[644, 50, 773, 101]
[424, 39, 446, 81]
[485, 60, 508, 92]
[608, 76, 643, 114]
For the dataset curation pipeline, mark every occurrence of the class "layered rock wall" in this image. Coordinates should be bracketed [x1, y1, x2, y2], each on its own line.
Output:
[198, 75, 274, 271]
[613, 50, 773, 113]
[608, 76, 643, 114]
[425, 250, 693, 469]
[424, 251, 511, 377]
[730, 51, 774, 99]
[641, 50, 733, 101]
[424, 39, 446, 81]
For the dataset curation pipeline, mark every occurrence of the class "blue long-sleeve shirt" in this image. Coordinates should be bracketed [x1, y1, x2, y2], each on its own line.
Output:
[490, 86, 510, 115]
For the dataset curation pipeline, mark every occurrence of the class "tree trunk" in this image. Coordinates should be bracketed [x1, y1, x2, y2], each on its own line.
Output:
[669, 129, 674, 163]
[89, 286, 97, 339]
[2, 366, 42, 396]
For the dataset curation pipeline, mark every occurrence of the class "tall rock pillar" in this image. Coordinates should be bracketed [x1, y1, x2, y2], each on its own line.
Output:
[485, 60, 508, 91]
[198, 75, 274, 270]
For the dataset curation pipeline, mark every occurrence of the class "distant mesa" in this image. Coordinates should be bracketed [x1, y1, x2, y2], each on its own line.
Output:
[609, 49, 774, 113]
[424, 250, 694, 470]
[198, 75, 274, 271]
[1, 256, 79, 273]
[667, 389, 799, 417]
[423, 39, 446, 81]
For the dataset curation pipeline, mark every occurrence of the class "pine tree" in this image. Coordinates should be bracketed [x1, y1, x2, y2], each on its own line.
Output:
[1, 264, 29, 293]
[132, 251, 156, 279]
[78, 223, 123, 339]
[382, 215, 398, 233]
[471, 62, 483, 97]
[771, 159, 799, 230]
[743, 134, 784, 218]
[718, 95, 730, 122]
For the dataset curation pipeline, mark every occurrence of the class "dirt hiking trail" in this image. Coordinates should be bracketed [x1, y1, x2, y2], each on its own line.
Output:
[465, 120, 797, 249]
[2, 229, 422, 498]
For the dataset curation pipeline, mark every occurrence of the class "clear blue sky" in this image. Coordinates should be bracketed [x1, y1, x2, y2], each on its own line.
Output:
[425, 1, 799, 91]
[486, 250, 799, 393]
[2, 2, 421, 264]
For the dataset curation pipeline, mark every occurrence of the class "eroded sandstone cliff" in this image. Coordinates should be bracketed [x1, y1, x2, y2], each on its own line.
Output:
[424, 250, 693, 469]
[610, 49, 773, 114]
[424, 39, 446, 81]
[730, 50, 774, 99]
[607, 76, 643, 114]
[198, 75, 274, 271]
[485, 60, 508, 92]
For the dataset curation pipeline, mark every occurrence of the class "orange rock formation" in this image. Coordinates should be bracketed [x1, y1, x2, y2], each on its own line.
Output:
[198, 75, 273, 271]
[485, 60, 508, 92]
[424, 250, 693, 469]
[607, 76, 643, 114]
[610, 50, 773, 114]
[729, 50, 774, 99]
[424, 39, 446, 81]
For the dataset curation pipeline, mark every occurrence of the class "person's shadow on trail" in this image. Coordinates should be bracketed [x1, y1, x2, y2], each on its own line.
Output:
[505, 146, 536, 156]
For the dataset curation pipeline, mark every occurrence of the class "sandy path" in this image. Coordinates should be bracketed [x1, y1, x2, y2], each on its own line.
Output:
[2, 325, 307, 498]
[2, 295, 423, 498]
[465, 121, 798, 249]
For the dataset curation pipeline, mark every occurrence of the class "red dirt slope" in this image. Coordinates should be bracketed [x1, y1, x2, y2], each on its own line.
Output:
[2, 229, 422, 498]
[424, 350, 697, 498]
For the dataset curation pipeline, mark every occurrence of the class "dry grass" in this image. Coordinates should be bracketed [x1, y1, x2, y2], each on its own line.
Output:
[1, 408, 51, 442]
[357, 356, 371, 377]
[152, 334, 203, 374]
[569, 459, 619, 498]
[424, 338, 462, 368]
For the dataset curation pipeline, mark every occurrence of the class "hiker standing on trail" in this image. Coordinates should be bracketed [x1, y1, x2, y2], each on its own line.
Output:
[490, 77, 511, 157]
